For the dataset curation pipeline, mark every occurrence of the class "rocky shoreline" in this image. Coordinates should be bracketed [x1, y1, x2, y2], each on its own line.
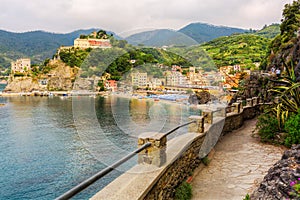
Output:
[251, 145, 300, 200]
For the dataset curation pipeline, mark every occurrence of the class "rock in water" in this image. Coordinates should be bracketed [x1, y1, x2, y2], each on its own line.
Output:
[188, 90, 211, 105]
[251, 145, 300, 200]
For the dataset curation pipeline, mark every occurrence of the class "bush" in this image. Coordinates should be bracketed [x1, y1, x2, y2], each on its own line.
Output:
[284, 111, 300, 147]
[201, 156, 210, 166]
[174, 182, 192, 200]
[243, 194, 251, 200]
[256, 113, 281, 143]
[13, 72, 25, 77]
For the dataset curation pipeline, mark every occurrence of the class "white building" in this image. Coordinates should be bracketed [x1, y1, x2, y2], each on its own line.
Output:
[132, 72, 148, 87]
[11, 58, 31, 73]
[165, 71, 188, 86]
[147, 78, 165, 89]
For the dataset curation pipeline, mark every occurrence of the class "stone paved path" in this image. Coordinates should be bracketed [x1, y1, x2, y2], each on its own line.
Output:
[191, 118, 286, 200]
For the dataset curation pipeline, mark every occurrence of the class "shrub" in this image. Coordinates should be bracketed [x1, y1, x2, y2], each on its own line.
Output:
[284, 111, 300, 147]
[201, 156, 210, 166]
[243, 194, 251, 200]
[174, 182, 192, 200]
[13, 72, 25, 77]
[256, 113, 281, 143]
[289, 178, 300, 199]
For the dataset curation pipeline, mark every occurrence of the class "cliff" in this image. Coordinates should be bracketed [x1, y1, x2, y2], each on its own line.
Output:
[4, 60, 78, 92]
[4, 77, 40, 92]
[46, 60, 78, 91]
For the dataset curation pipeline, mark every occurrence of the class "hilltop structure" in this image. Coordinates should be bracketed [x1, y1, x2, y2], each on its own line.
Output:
[74, 31, 112, 49]
[59, 31, 112, 50]
[74, 38, 111, 49]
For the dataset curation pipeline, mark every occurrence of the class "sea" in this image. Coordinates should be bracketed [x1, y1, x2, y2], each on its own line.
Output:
[0, 91, 200, 199]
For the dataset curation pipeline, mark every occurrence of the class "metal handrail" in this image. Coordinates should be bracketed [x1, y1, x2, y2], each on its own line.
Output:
[55, 142, 151, 200]
[56, 120, 199, 200]
[164, 120, 196, 137]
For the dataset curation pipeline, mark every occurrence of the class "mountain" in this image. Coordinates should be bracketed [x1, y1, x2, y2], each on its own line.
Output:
[125, 29, 198, 47]
[178, 22, 247, 43]
[254, 24, 280, 39]
[125, 23, 249, 47]
[0, 29, 120, 69]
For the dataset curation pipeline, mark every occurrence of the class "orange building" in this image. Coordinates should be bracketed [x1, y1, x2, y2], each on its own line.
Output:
[106, 80, 118, 92]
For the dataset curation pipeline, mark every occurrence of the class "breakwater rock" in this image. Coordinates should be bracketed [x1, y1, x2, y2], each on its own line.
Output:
[251, 145, 300, 200]
[188, 90, 211, 105]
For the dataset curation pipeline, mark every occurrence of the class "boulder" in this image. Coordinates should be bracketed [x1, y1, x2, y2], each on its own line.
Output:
[188, 90, 211, 105]
[251, 145, 300, 200]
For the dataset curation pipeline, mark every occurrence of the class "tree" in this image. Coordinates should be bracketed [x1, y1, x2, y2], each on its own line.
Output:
[280, 0, 300, 42]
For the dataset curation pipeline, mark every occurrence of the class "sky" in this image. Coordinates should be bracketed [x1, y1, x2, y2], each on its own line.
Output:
[0, 0, 294, 36]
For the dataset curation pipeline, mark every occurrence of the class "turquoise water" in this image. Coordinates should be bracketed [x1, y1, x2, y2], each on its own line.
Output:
[0, 84, 6, 91]
[0, 96, 199, 199]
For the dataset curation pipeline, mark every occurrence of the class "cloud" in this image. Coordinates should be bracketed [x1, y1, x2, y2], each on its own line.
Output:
[0, 0, 294, 34]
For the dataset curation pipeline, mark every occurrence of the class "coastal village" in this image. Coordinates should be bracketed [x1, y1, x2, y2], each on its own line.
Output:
[0, 1, 300, 200]
[0, 31, 257, 100]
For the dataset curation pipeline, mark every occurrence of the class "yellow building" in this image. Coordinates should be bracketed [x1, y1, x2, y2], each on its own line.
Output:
[11, 58, 31, 73]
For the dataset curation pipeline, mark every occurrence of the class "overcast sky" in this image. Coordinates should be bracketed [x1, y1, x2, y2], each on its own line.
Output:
[0, 0, 294, 36]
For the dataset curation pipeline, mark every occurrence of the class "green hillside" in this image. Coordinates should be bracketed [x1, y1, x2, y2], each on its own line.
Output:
[254, 24, 280, 39]
[57, 45, 191, 80]
[167, 46, 217, 71]
[200, 34, 271, 68]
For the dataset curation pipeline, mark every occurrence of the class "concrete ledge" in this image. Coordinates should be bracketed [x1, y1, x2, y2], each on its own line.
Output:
[91, 132, 205, 200]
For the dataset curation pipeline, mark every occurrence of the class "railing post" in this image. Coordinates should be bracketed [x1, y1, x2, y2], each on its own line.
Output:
[188, 116, 204, 133]
[216, 107, 226, 117]
[237, 98, 243, 104]
[246, 98, 253, 107]
[259, 97, 264, 104]
[138, 132, 166, 167]
[252, 97, 258, 106]
[237, 98, 243, 109]
[202, 110, 213, 124]
[233, 102, 241, 113]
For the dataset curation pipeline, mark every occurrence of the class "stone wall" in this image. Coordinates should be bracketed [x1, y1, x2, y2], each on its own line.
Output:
[144, 136, 204, 200]
[221, 105, 260, 135]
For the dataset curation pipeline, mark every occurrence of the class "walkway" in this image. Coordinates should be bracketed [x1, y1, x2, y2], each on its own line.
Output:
[191, 118, 286, 200]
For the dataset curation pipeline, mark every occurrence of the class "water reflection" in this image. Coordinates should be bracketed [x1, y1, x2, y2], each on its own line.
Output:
[0, 95, 200, 200]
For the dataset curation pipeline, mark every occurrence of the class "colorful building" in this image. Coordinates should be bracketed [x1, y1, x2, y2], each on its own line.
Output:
[106, 80, 118, 92]
[74, 38, 112, 49]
